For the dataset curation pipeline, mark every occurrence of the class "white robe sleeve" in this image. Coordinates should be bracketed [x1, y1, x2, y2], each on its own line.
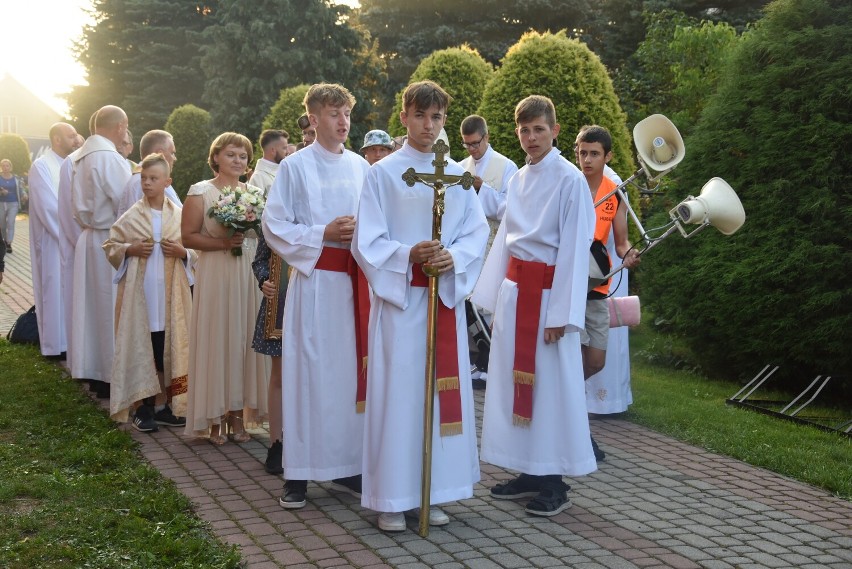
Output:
[28, 161, 61, 241]
[352, 168, 414, 310]
[261, 158, 325, 276]
[470, 215, 510, 313]
[439, 186, 489, 309]
[544, 174, 595, 331]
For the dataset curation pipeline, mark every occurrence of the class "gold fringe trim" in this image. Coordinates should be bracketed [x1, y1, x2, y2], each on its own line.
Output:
[362, 355, 368, 371]
[512, 414, 532, 428]
[437, 376, 460, 391]
[169, 375, 188, 396]
[513, 369, 535, 386]
[440, 422, 463, 437]
[356, 400, 366, 414]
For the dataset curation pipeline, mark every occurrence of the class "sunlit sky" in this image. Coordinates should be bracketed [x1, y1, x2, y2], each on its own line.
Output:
[3, 0, 94, 117]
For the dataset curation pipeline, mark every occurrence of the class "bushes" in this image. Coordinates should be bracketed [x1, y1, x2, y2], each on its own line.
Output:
[261, 84, 311, 146]
[639, 0, 852, 393]
[388, 46, 493, 161]
[0, 134, 32, 176]
[478, 31, 635, 179]
[164, 104, 213, 201]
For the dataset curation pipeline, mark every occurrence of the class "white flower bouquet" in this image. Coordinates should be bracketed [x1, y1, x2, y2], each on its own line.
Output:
[207, 185, 265, 256]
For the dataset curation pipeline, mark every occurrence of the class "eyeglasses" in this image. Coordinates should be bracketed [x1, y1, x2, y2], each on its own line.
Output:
[461, 136, 485, 150]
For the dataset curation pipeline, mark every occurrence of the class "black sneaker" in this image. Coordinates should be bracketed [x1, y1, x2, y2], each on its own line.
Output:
[5, 243, 11, 254]
[154, 405, 186, 427]
[525, 480, 572, 517]
[265, 440, 283, 475]
[591, 435, 606, 462]
[490, 473, 541, 500]
[330, 474, 362, 498]
[279, 480, 307, 509]
[132, 405, 159, 433]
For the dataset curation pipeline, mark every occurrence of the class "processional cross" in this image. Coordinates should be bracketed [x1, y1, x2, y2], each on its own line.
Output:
[401, 139, 474, 537]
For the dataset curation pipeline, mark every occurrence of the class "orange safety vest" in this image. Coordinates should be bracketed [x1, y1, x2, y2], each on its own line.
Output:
[590, 176, 620, 298]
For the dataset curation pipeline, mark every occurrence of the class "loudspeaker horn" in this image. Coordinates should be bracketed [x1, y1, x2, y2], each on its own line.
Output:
[633, 114, 685, 175]
[675, 177, 746, 235]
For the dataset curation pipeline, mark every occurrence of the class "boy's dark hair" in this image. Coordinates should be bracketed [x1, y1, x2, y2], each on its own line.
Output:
[460, 115, 487, 137]
[514, 95, 556, 128]
[402, 80, 451, 113]
[575, 125, 612, 155]
[259, 129, 289, 150]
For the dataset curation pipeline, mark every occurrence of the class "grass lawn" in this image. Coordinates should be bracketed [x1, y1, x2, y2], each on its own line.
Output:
[626, 322, 852, 500]
[0, 340, 240, 569]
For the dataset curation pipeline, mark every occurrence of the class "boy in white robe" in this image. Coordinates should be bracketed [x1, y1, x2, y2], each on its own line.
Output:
[262, 83, 370, 509]
[103, 154, 194, 432]
[470, 95, 596, 516]
[352, 80, 489, 532]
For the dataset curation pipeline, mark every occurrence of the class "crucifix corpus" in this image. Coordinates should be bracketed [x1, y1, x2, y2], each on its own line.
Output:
[401, 139, 474, 537]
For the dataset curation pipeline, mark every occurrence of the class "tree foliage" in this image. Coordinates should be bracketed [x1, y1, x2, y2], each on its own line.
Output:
[200, 0, 371, 143]
[477, 31, 635, 177]
[261, 84, 311, 145]
[639, 0, 852, 385]
[0, 134, 32, 176]
[164, 104, 213, 200]
[67, 0, 211, 138]
[387, 46, 493, 161]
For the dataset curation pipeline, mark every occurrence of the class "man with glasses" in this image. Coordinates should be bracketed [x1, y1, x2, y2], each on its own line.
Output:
[460, 115, 518, 388]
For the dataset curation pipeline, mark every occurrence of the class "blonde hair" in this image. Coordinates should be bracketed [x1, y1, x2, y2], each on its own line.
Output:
[303, 83, 356, 114]
[207, 132, 253, 174]
[140, 153, 171, 175]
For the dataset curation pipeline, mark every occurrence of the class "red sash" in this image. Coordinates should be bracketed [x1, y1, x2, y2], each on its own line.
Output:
[315, 246, 370, 413]
[411, 264, 463, 436]
[506, 257, 555, 426]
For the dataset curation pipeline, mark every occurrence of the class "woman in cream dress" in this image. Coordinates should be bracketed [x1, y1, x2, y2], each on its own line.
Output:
[181, 132, 269, 444]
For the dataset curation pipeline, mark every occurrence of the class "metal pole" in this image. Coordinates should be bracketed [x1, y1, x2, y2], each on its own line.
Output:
[419, 275, 439, 537]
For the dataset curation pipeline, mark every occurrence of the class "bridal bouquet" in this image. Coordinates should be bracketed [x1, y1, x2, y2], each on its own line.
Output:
[207, 185, 265, 256]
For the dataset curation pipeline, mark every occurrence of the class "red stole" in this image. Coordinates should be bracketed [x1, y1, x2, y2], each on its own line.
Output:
[411, 264, 463, 436]
[506, 257, 555, 426]
[315, 246, 370, 413]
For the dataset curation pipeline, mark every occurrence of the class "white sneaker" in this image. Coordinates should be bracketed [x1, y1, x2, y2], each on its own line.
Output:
[377, 511, 406, 532]
[405, 506, 450, 526]
[470, 365, 482, 380]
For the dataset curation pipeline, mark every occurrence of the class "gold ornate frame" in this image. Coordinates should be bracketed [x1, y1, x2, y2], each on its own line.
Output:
[263, 253, 286, 340]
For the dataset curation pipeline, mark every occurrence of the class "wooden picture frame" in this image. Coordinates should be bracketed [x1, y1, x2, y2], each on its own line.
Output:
[263, 253, 287, 340]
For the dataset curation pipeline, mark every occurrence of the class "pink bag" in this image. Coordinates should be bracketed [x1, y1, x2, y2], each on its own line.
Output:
[607, 296, 641, 328]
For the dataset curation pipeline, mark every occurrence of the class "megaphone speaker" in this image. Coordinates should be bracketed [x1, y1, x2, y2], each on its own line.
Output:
[676, 177, 746, 235]
[634, 114, 685, 172]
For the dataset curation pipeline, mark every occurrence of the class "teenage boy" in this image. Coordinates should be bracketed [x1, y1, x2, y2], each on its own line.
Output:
[263, 83, 370, 510]
[352, 80, 488, 532]
[574, 125, 640, 381]
[471, 95, 596, 516]
[103, 153, 194, 432]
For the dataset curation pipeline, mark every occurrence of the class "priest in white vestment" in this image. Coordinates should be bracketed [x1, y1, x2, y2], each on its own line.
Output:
[352, 81, 488, 532]
[57, 153, 81, 371]
[68, 106, 132, 389]
[262, 84, 369, 509]
[28, 122, 80, 357]
[471, 95, 596, 517]
[249, 128, 289, 196]
[117, 129, 181, 217]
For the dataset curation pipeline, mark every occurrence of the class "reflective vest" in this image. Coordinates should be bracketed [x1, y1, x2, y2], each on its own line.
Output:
[590, 176, 620, 298]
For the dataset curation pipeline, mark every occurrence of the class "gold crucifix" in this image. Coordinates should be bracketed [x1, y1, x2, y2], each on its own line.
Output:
[402, 139, 475, 276]
[400, 138, 474, 537]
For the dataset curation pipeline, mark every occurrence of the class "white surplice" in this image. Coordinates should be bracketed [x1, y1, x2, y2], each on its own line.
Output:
[248, 157, 279, 196]
[58, 154, 81, 370]
[262, 142, 370, 481]
[117, 172, 182, 218]
[352, 142, 489, 512]
[470, 148, 597, 476]
[459, 144, 518, 224]
[586, 166, 633, 414]
[28, 149, 66, 356]
[68, 134, 132, 382]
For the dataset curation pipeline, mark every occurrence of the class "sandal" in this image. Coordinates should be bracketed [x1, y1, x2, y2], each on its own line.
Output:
[490, 473, 542, 500]
[524, 486, 571, 517]
[228, 413, 251, 443]
[209, 423, 227, 446]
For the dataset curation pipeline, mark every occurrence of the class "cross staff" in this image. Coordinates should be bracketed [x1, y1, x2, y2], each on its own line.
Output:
[401, 139, 474, 537]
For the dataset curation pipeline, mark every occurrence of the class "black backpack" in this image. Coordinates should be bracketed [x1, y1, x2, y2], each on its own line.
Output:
[7, 305, 39, 345]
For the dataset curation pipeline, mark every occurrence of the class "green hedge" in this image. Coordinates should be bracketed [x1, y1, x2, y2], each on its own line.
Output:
[164, 104, 213, 201]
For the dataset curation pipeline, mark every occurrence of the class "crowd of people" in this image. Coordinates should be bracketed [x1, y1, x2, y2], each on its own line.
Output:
[8, 79, 637, 533]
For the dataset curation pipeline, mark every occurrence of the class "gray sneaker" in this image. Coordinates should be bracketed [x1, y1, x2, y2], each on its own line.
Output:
[154, 405, 186, 427]
[132, 405, 159, 433]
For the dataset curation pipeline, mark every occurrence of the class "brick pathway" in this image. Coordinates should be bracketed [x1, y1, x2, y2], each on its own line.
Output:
[4, 216, 850, 569]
